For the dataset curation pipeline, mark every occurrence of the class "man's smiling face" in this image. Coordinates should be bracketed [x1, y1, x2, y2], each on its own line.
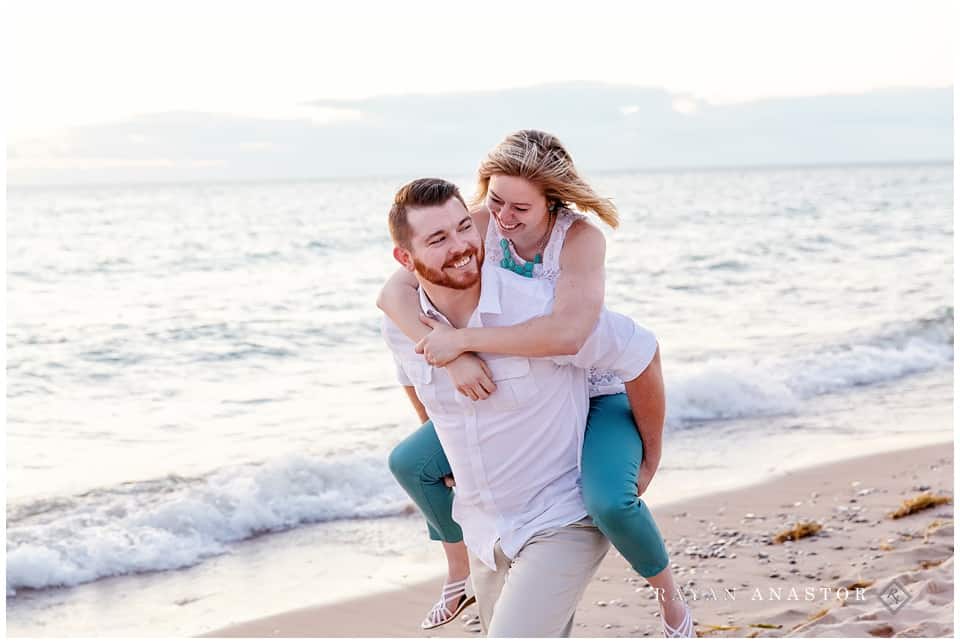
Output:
[399, 196, 484, 290]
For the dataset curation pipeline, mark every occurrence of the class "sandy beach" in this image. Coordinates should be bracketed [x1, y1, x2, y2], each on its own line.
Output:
[201, 442, 954, 638]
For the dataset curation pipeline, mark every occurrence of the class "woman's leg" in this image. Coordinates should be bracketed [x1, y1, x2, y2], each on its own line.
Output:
[388, 421, 472, 621]
[580, 394, 689, 632]
[387, 419, 463, 543]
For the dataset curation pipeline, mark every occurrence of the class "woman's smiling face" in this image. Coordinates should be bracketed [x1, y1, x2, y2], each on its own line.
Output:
[485, 175, 551, 247]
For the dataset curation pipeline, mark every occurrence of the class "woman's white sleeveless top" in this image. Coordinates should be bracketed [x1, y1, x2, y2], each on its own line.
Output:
[484, 208, 625, 398]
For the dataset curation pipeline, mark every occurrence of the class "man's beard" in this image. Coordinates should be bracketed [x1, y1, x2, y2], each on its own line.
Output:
[413, 244, 484, 290]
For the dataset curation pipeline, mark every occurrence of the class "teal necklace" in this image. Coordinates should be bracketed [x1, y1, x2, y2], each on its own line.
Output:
[498, 211, 556, 278]
[499, 238, 541, 277]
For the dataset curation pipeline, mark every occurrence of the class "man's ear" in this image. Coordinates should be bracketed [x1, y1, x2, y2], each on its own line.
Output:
[393, 246, 415, 272]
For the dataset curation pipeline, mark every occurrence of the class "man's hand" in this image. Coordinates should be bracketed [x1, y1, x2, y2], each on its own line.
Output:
[444, 353, 497, 401]
[415, 314, 468, 367]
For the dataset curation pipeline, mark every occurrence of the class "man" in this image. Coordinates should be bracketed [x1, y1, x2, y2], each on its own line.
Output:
[381, 178, 667, 637]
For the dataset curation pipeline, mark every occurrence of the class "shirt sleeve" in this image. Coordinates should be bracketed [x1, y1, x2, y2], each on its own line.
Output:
[381, 316, 416, 386]
[551, 308, 657, 381]
[393, 356, 413, 386]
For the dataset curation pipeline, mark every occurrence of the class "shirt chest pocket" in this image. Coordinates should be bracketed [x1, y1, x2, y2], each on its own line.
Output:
[481, 357, 538, 411]
[403, 360, 457, 416]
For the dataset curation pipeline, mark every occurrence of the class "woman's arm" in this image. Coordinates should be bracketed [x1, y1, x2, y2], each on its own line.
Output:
[377, 268, 496, 400]
[623, 346, 665, 496]
[377, 268, 432, 342]
[416, 220, 606, 365]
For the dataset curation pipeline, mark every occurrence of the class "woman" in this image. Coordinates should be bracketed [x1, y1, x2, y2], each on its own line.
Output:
[379, 130, 694, 637]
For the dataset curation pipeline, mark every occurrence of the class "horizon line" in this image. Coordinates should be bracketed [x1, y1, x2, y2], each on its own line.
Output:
[8, 158, 953, 191]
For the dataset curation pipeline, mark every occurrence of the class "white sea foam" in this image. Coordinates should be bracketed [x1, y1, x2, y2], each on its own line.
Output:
[666, 308, 953, 424]
[6, 454, 408, 596]
[8, 308, 953, 596]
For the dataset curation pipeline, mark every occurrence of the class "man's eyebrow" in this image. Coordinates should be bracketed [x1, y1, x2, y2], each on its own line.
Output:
[489, 190, 530, 207]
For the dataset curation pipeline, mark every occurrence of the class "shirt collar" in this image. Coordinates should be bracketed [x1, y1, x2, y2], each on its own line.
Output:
[417, 286, 450, 325]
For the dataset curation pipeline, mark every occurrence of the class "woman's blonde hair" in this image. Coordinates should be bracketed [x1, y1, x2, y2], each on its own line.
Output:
[473, 130, 619, 228]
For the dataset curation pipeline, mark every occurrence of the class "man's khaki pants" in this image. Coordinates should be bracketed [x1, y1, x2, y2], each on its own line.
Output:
[470, 518, 610, 637]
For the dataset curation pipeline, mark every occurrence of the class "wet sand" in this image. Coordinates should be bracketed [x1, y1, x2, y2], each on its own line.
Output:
[203, 442, 954, 638]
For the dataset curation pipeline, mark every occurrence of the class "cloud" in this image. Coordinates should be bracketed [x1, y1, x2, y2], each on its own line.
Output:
[7, 83, 952, 186]
[671, 98, 699, 115]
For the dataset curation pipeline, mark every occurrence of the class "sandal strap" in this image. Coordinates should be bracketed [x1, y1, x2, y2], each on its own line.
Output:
[425, 598, 455, 625]
[439, 578, 468, 601]
[421, 576, 472, 628]
[662, 601, 695, 637]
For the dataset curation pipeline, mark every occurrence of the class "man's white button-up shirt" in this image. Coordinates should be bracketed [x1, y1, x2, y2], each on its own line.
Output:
[382, 263, 657, 571]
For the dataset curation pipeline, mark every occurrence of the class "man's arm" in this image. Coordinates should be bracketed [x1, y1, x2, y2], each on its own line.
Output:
[402, 385, 454, 488]
[383, 317, 428, 424]
[403, 385, 430, 424]
[623, 346, 665, 495]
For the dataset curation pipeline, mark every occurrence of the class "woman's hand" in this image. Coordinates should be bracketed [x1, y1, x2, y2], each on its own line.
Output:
[444, 353, 497, 401]
[636, 459, 659, 497]
[415, 314, 468, 367]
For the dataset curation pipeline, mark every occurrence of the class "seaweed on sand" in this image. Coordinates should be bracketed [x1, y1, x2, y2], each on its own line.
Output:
[773, 521, 822, 544]
[888, 492, 952, 519]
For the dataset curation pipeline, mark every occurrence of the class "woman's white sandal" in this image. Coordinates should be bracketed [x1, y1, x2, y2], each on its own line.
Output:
[661, 600, 696, 638]
[420, 576, 477, 630]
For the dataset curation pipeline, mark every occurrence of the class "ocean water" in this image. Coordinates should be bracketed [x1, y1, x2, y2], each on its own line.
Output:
[6, 164, 953, 635]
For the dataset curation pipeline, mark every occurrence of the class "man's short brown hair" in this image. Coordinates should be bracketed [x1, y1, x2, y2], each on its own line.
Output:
[388, 178, 468, 249]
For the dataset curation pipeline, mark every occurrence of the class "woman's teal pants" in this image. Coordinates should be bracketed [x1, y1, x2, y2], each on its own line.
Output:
[387, 393, 670, 578]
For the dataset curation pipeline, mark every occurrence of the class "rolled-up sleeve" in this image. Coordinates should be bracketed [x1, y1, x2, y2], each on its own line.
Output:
[552, 308, 657, 382]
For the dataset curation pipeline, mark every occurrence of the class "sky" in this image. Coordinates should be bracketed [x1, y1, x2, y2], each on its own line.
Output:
[9, 0, 954, 140]
[5, 0, 954, 185]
